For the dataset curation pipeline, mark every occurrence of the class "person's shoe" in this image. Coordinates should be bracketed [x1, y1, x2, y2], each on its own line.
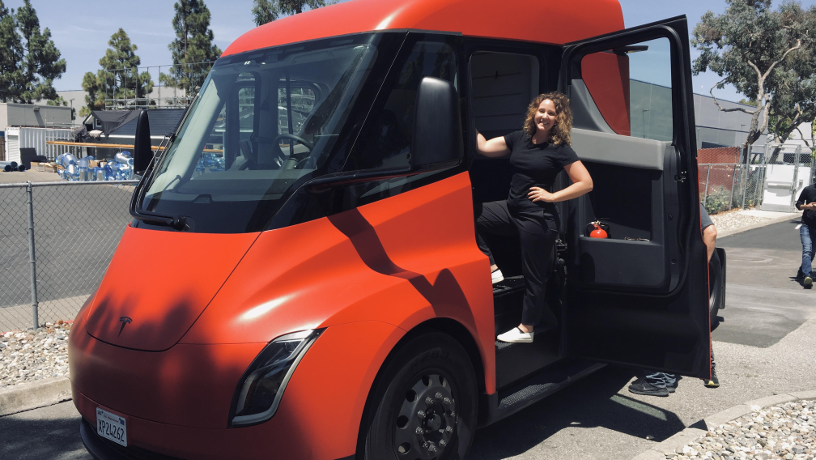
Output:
[704, 369, 720, 388]
[497, 327, 533, 343]
[628, 378, 669, 397]
[667, 379, 678, 393]
[804, 276, 813, 289]
[491, 268, 504, 284]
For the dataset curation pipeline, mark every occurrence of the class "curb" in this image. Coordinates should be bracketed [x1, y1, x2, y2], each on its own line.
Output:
[0, 376, 71, 416]
[632, 390, 816, 460]
[717, 211, 801, 238]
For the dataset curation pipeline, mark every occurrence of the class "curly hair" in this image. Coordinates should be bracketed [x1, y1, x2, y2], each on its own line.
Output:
[522, 92, 572, 146]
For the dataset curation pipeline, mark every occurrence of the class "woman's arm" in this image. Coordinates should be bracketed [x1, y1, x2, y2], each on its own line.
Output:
[528, 160, 594, 203]
[476, 131, 511, 157]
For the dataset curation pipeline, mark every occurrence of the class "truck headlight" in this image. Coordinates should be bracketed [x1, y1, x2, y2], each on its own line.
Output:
[229, 329, 324, 427]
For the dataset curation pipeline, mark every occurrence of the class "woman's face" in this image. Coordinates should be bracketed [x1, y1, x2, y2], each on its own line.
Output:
[535, 99, 558, 135]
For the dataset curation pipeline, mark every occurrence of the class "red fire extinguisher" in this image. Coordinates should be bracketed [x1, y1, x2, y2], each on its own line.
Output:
[589, 221, 608, 239]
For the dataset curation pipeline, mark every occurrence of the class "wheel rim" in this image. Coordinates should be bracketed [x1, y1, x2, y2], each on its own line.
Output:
[393, 372, 457, 459]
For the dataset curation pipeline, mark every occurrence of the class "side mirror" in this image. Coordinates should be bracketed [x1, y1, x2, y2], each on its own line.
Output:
[133, 110, 153, 175]
[411, 77, 463, 170]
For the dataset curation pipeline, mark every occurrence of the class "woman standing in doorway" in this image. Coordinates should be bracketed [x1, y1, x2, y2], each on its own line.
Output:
[475, 92, 593, 343]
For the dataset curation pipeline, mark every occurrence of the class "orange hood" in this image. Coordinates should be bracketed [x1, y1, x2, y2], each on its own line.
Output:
[84, 226, 259, 351]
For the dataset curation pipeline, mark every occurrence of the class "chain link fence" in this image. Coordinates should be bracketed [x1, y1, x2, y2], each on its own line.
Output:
[0, 181, 137, 332]
[699, 163, 767, 214]
[699, 143, 816, 215]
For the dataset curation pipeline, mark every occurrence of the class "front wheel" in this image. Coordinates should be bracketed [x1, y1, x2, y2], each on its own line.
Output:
[360, 332, 478, 460]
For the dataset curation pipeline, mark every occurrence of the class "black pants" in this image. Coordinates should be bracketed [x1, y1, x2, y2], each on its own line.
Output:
[475, 200, 558, 327]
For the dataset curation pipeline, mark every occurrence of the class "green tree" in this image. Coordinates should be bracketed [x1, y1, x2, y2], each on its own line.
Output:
[81, 70, 104, 111]
[45, 95, 66, 106]
[14, 0, 66, 103]
[0, 1, 24, 102]
[81, 29, 154, 110]
[160, 0, 221, 96]
[252, 0, 334, 26]
[763, 3, 816, 161]
[252, 0, 278, 25]
[692, 0, 814, 161]
[766, 71, 816, 160]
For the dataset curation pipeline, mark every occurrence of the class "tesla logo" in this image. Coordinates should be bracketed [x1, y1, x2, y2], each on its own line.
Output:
[118, 317, 132, 336]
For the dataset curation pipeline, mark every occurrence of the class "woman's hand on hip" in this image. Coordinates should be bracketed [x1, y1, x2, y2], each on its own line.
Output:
[528, 187, 555, 203]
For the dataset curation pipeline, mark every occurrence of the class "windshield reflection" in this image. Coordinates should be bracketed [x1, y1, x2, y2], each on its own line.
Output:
[137, 35, 380, 233]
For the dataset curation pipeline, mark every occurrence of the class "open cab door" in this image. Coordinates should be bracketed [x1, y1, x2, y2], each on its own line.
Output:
[558, 16, 712, 379]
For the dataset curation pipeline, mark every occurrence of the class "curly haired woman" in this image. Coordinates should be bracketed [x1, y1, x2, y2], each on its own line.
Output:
[475, 92, 593, 343]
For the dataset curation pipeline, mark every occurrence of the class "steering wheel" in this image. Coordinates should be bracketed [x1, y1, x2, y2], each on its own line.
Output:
[274, 133, 314, 152]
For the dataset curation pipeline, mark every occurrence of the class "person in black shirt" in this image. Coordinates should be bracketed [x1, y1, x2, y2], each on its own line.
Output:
[795, 184, 816, 288]
[475, 92, 593, 343]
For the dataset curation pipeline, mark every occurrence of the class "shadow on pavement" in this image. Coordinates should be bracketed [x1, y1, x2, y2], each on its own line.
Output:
[470, 366, 686, 459]
[0, 407, 89, 460]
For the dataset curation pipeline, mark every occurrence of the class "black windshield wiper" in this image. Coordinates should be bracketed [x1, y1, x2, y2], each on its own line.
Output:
[129, 205, 188, 230]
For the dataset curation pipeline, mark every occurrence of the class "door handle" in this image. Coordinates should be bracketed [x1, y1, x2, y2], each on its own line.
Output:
[673, 150, 687, 182]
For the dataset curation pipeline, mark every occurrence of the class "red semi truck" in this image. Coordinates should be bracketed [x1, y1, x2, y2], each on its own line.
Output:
[68, 0, 724, 458]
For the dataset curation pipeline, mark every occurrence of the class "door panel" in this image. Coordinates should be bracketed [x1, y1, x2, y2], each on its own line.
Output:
[572, 128, 666, 170]
[559, 16, 711, 378]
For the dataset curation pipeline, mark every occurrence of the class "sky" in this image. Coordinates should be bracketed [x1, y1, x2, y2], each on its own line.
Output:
[6, 0, 816, 104]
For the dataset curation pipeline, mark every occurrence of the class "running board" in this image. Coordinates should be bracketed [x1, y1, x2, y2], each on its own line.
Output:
[478, 360, 605, 427]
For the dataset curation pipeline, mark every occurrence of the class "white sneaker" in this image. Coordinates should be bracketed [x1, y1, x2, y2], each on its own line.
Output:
[497, 327, 533, 343]
[491, 268, 504, 284]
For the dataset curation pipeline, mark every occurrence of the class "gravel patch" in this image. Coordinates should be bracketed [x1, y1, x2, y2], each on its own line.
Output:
[710, 209, 773, 233]
[665, 400, 816, 460]
[0, 321, 71, 388]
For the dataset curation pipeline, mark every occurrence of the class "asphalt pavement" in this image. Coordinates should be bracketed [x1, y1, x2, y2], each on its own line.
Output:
[0, 217, 813, 460]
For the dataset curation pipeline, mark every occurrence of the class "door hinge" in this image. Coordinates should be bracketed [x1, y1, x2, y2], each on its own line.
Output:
[674, 171, 687, 182]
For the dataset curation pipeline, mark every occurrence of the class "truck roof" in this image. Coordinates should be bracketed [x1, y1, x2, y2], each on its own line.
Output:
[223, 0, 624, 57]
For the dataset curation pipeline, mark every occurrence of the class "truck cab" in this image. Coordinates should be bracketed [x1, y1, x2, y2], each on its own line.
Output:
[68, 1, 719, 459]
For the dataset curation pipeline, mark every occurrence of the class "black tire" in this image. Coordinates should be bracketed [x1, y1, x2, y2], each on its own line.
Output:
[709, 248, 726, 329]
[360, 332, 478, 460]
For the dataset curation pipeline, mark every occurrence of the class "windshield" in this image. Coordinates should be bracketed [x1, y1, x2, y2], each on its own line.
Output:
[137, 34, 381, 233]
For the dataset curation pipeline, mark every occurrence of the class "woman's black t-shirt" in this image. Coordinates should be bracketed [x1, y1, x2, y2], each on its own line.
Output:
[503, 130, 579, 213]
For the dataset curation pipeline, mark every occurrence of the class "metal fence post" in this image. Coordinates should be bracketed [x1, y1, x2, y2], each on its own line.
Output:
[703, 164, 711, 206]
[26, 182, 39, 329]
[741, 146, 751, 209]
[729, 163, 737, 210]
[790, 145, 801, 212]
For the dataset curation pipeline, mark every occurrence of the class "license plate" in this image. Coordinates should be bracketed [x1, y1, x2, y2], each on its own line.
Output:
[96, 407, 127, 447]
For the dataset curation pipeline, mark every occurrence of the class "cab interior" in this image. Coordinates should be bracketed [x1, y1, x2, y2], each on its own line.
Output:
[468, 51, 566, 390]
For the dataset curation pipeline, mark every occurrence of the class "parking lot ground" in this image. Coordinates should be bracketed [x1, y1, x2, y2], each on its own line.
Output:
[0, 400, 88, 460]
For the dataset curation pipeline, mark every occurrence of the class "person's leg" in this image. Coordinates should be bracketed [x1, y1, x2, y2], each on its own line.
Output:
[705, 344, 719, 388]
[629, 372, 670, 396]
[800, 224, 813, 287]
[516, 214, 558, 330]
[663, 373, 677, 392]
[496, 212, 557, 343]
[475, 201, 515, 269]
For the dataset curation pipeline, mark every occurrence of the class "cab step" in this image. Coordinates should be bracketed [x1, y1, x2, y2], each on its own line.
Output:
[495, 325, 560, 388]
[479, 360, 605, 427]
